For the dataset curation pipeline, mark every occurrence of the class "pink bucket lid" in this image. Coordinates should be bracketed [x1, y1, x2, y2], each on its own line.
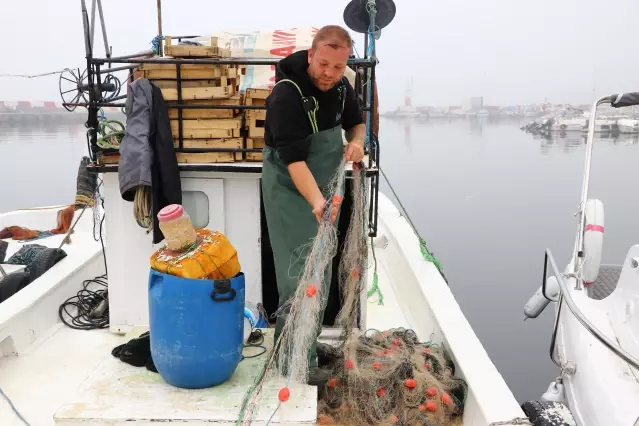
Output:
[158, 204, 184, 221]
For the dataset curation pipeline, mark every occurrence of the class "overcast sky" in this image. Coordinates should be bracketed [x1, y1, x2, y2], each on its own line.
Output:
[1, 0, 639, 109]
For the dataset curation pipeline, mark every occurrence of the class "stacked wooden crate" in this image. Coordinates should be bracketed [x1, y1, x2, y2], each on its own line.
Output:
[244, 88, 271, 161]
[138, 36, 244, 163]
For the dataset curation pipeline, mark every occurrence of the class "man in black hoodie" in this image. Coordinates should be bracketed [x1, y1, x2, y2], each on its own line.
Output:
[261, 25, 365, 385]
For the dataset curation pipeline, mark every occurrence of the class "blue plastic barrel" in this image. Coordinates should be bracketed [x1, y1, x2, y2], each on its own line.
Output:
[148, 269, 245, 389]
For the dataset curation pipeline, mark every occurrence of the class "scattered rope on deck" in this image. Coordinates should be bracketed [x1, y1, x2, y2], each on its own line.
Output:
[0, 387, 31, 425]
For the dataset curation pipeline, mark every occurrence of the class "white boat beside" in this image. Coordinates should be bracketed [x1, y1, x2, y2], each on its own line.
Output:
[549, 118, 587, 133]
[616, 118, 639, 134]
[1, 1, 580, 426]
[524, 93, 639, 426]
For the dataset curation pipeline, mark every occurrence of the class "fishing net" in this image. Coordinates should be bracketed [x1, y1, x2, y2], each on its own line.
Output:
[272, 162, 347, 385]
[236, 161, 467, 426]
[317, 328, 467, 426]
[236, 161, 347, 425]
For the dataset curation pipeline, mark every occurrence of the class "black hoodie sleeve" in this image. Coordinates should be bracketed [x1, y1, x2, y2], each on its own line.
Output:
[341, 80, 364, 131]
[265, 83, 311, 165]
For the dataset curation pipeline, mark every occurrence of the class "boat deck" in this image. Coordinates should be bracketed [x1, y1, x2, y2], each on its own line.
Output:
[54, 328, 318, 426]
[586, 264, 622, 300]
[0, 234, 408, 426]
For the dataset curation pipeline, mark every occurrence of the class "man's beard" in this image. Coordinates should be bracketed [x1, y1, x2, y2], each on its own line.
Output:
[309, 71, 338, 92]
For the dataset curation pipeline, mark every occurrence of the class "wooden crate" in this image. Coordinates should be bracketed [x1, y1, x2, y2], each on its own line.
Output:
[160, 83, 240, 101]
[170, 117, 242, 140]
[175, 137, 243, 162]
[138, 63, 242, 80]
[98, 145, 242, 165]
[164, 36, 231, 58]
[167, 96, 241, 120]
[245, 137, 265, 161]
[244, 88, 271, 139]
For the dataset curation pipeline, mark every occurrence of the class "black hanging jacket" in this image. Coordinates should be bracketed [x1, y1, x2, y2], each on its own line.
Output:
[118, 78, 182, 244]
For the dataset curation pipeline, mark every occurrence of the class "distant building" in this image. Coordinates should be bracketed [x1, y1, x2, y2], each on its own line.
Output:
[470, 97, 484, 110]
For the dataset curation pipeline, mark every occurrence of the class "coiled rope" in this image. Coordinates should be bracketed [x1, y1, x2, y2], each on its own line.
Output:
[96, 108, 125, 150]
[134, 186, 153, 232]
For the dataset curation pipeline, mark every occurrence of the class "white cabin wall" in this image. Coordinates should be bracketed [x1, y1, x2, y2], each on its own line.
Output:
[104, 171, 262, 333]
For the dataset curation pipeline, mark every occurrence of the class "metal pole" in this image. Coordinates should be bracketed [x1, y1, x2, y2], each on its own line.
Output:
[0, 264, 7, 279]
[96, 0, 111, 59]
[157, 0, 163, 56]
[573, 95, 609, 289]
[90, 0, 97, 53]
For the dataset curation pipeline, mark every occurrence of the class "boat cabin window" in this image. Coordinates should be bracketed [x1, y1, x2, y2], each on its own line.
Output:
[182, 190, 210, 228]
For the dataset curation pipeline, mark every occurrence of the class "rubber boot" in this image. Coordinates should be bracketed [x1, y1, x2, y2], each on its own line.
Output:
[307, 366, 329, 386]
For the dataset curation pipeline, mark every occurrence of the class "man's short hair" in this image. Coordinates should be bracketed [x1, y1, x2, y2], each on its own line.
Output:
[311, 25, 353, 52]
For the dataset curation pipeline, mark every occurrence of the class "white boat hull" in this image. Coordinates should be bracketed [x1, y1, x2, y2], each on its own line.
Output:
[553, 248, 639, 426]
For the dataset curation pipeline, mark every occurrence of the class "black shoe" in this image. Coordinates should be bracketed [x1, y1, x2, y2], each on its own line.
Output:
[307, 366, 329, 386]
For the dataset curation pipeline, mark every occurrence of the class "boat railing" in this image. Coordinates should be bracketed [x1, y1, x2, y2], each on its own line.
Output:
[572, 92, 639, 289]
[65, 1, 384, 237]
[543, 248, 639, 371]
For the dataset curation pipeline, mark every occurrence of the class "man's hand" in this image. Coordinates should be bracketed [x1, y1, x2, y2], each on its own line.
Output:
[344, 123, 365, 163]
[344, 141, 364, 163]
[311, 195, 327, 222]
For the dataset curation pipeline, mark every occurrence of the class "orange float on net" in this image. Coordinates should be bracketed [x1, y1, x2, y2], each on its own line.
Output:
[373, 361, 382, 370]
[426, 386, 438, 397]
[424, 362, 431, 370]
[345, 359, 354, 369]
[441, 392, 453, 407]
[405, 379, 416, 389]
[351, 267, 360, 279]
[418, 404, 427, 412]
[425, 401, 437, 412]
[384, 349, 392, 355]
[392, 338, 400, 346]
[423, 347, 431, 354]
[306, 284, 317, 297]
[328, 378, 338, 388]
[392, 415, 399, 424]
[377, 387, 386, 397]
[278, 387, 290, 402]
[317, 414, 333, 425]
[332, 195, 343, 204]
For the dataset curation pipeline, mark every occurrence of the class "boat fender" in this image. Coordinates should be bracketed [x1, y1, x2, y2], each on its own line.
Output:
[523, 276, 560, 319]
[520, 400, 576, 426]
[580, 199, 604, 285]
[540, 380, 566, 404]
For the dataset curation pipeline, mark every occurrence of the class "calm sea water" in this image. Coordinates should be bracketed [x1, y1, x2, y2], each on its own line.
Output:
[1, 116, 638, 403]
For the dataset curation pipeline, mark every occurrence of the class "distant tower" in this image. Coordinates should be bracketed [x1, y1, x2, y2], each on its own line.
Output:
[404, 77, 413, 107]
